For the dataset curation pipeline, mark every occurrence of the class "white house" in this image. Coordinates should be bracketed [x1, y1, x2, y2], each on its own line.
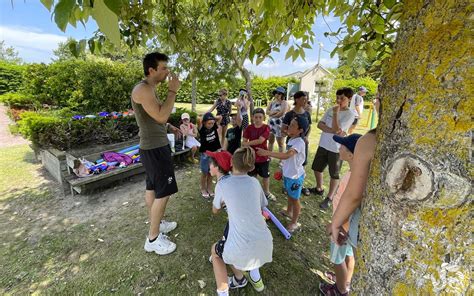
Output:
[284, 63, 335, 109]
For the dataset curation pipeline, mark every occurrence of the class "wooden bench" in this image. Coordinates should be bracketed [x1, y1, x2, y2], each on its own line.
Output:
[64, 144, 191, 196]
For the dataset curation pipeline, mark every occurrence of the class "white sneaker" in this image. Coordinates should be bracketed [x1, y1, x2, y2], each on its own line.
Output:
[160, 220, 177, 233]
[144, 233, 176, 255]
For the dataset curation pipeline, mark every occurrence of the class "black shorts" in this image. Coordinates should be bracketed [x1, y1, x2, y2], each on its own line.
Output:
[215, 222, 229, 259]
[352, 118, 359, 125]
[140, 145, 178, 198]
[311, 146, 341, 179]
[249, 160, 270, 178]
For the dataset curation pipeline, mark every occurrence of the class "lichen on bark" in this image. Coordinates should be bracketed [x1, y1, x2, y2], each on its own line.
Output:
[353, 0, 472, 295]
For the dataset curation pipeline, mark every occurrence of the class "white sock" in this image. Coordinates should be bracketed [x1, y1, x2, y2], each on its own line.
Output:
[249, 268, 261, 282]
[217, 289, 229, 296]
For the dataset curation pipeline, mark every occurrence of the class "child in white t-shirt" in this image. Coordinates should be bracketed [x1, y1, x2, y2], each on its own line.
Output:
[210, 147, 273, 295]
[257, 115, 309, 233]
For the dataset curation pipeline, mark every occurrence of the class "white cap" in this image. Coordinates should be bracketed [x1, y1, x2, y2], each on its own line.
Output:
[181, 112, 190, 120]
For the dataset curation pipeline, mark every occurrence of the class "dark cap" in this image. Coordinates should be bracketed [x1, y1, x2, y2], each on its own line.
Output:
[203, 112, 215, 122]
[253, 108, 265, 116]
[333, 133, 363, 153]
[293, 115, 309, 134]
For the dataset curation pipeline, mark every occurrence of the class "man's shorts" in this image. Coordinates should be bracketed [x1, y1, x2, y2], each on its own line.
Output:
[249, 160, 270, 178]
[311, 146, 341, 179]
[200, 153, 210, 173]
[284, 174, 305, 200]
[330, 241, 354, 265]
[140, 145, 178, 199]
[352, 118, 359, 125]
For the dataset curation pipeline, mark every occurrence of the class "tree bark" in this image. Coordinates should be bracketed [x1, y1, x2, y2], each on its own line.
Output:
[231, 47, 254, 116]
[354, 1, 472, 295]
[191, 74, 197, 113]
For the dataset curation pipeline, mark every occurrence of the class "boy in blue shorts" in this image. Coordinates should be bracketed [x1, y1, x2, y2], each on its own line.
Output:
[257, 115, 308, 233]
[320, 133, 362, 296]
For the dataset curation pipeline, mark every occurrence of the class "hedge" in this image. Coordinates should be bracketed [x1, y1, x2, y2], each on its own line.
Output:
[332, 77, 378, 101]
[17, 107, 196, 150]
[0, 61, 25, 94]
[0, 92, 37, 109]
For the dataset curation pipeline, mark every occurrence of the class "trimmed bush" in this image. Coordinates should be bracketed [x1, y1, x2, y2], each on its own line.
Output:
[0, 61, 25, 94]
[18, 111, 139, 150]
[332, 77, 378, 101]
[0, 92, 37, 109]
[17, 107, 196, 150]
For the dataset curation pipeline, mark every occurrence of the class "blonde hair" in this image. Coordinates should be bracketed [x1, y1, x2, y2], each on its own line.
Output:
[232, 147, 255, 172]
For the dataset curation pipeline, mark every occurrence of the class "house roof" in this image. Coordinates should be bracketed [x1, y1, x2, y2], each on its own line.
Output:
[300, 63, 335, 78]
[282, 71, 303, 78]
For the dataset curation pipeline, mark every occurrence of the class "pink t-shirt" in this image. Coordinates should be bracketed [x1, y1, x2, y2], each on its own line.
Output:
[332, 171, 351, 230]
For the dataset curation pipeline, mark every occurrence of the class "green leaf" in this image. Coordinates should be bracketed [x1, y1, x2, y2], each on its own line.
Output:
[40, 0, 53, 11]
[88, 39, 96, 53]
[256, 55, 265, 65]
[68, 40, 78, 57]
[383, 0, 396, 9]
[285, 46, 294, 60]
[104, 0, 122, 16]
[54, 0, 75, 32]
[346, 47, 357, 64]
[372, 15, 385, 34]
[301, 43, 312, 49]
[91, 0, 121, 46]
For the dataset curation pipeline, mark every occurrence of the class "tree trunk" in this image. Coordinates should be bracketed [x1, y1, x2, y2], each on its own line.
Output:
[231, 47, 254, 116]
[354, 1, 471, 295]
[191, 74, 197, 113]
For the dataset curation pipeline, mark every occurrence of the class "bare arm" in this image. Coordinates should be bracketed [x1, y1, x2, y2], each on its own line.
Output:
[257, 147, 296, 160]
[273, 101, 287, 118]
[331, 133, 376, 243]
[132, 74, 180, 125]
[242, 136, 266, 146]
[318, 121, 337, 133]
[207, 100, 218, 113]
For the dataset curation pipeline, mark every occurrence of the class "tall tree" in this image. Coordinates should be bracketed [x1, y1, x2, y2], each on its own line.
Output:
[0, 41, 22, 64]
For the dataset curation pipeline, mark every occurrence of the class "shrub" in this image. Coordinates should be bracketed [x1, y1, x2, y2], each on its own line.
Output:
[0, 61, 25, 94]
[18, 111, 139, 150]
[17, 107, 196, 150]
[332, 77, 378, 101]
[0, 92, 38, 109]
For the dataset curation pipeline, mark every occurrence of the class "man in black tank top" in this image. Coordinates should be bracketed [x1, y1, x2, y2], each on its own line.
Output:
[131, 52, 180, 255]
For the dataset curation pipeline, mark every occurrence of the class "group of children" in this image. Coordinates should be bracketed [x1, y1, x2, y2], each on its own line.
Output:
[177, 86, 367, 295]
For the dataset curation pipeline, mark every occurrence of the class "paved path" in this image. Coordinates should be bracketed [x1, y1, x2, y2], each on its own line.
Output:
[0, 105, 29, 148]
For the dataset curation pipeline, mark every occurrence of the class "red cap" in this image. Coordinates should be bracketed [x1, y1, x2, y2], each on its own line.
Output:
[205, 150, 232, 172]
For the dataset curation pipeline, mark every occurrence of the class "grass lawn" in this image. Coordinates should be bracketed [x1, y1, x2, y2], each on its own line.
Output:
[0, 105, 376, 295]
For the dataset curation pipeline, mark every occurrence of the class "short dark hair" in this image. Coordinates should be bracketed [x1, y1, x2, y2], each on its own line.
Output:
[143, 52, 169, 76]
[293, 91, 307, 99]
[210, 157, 230, 175]
[336, 87, 353, 98]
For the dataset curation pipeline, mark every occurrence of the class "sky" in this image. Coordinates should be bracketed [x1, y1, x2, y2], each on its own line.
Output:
[0, 0, 342, 77]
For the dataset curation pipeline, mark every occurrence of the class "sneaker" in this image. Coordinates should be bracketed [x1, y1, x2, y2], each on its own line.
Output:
[319, 197, 332, 210]
[160, 220, 177, 233]
[319, 282, 349, 296]
[265, 192, 276, 201]
[228, 275, 248, 289]
[302, 187, 310, 196]
[310, 187, 325, 196]
[243, 271, 265, 292]
[144, 233, 176, 255]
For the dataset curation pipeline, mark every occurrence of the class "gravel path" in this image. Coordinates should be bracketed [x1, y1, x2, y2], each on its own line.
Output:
[0, 105, 29, 148]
